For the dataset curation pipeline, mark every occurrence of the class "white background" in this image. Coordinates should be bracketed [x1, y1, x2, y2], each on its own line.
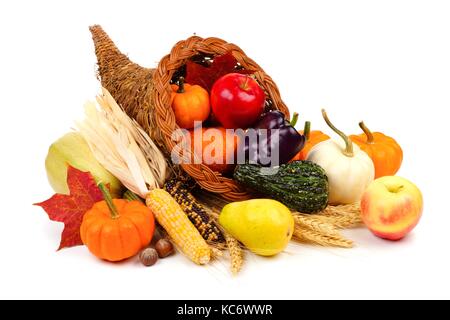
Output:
[1, 0, 449, 300]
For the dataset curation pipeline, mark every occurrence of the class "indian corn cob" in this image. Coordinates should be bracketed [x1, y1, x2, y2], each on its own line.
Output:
[164, 179, 225, 243]
[146, 189, 211, 265]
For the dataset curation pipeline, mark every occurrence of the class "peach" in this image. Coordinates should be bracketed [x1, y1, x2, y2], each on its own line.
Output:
[360, 176, 423, 240]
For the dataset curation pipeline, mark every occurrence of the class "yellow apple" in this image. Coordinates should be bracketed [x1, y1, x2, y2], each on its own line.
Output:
[361, 176, 423, 240]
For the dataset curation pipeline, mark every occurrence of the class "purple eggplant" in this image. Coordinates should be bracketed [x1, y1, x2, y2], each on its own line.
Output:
[239, 111, 305, 167]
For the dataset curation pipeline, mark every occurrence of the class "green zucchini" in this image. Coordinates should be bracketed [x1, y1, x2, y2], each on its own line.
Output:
[233, 161, 329, 213]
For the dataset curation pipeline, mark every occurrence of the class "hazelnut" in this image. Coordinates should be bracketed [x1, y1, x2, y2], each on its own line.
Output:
[155, 239, 174, 258]
[139, 248, 158, 267]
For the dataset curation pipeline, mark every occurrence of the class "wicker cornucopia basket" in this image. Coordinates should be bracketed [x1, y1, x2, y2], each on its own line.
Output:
[90, 25, 289, 201]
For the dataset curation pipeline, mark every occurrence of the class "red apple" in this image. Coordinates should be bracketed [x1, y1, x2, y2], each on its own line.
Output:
[361, 176, 423, 241]
[211, 73, 265, 129]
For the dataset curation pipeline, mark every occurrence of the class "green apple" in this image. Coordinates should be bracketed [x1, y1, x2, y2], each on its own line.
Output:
[45, 132, 123, 197]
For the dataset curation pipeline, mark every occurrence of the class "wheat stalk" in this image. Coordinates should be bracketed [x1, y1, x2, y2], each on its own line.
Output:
[293, 228, 353, 248]
[292, 212, 354, 248]
[225, 233, 244, 275]
[318, 203, 363, 229]
[322, 203, 361, 217]
[319, 213, 363, 229]
[195, 197, 245, 274]
[293, 213, 340, 236]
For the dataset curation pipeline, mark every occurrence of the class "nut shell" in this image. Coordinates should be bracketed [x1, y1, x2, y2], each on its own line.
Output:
[139, 248, 158, 267]
[155, 239, 174, 258]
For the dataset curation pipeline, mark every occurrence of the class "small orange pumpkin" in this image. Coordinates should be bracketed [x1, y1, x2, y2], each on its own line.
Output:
[171, 77, 210, 129]
[350, 121, 403, 178]
[291, 121, 330, 161]
[80, 184, 155, 262]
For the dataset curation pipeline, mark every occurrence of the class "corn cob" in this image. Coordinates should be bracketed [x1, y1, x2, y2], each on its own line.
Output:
[164, 179, 225, 243]
[146, 189, 211, 265]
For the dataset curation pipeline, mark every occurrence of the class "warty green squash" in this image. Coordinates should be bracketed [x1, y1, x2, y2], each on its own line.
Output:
[233, 161, 329, 213]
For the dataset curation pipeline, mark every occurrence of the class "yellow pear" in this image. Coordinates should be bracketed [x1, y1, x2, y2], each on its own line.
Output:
[219, 199, 294, 256]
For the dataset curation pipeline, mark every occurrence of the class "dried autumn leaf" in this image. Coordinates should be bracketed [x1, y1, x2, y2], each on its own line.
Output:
[34, 166, 104, 250]
[185, 51, 254, 92]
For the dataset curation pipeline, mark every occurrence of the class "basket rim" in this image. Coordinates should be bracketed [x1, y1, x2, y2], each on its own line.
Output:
[151, 35, 289, 201]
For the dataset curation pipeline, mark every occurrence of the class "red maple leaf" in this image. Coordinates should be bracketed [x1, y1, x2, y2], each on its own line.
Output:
[34, 166, 104, 250]
[185, 51, 254, 92]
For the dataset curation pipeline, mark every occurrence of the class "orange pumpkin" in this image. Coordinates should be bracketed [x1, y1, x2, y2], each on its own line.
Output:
[291, 121, 330, 161]
[350, 121, 403, 178]
[80, 184, 155, 262]
[171, 77, 210, 129]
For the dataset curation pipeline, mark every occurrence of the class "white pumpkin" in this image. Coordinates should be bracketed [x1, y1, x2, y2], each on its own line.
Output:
[307, 110, 375, 205]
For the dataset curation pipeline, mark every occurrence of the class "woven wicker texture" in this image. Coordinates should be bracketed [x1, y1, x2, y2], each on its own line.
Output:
[90, 25, 289, 201]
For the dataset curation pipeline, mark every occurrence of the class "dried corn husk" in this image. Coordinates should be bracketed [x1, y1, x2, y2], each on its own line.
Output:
[76, 87, 169, 197]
